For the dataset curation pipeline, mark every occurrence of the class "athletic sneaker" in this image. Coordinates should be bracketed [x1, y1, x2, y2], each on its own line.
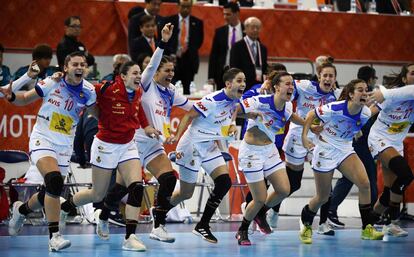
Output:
[122, 234, 147, 251]
[361, 224, 384, 240]
[382, 222, 408, 237]
[48, 232, 71, 252]
[193, 224, 218, 243]
[8, 201, 26, 236]
[108, 210, 125, 227]
[327, 210, 345, 228]
[150, 225, 176, 243]
[299, 220, 313, 244]
[253, 214, 273, 234]
[317, 222, 335, 236]
[236, 230, 251, 246]
[266, 209, 279, 228]
[94, 209, 109, 240]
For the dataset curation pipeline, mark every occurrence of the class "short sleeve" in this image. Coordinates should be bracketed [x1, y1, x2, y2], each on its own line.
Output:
[315, 103, 333, 123]
[173, 92, 191, 110]
[240, 96, 259, 114]
[193, 97, 216, 118]
[35, 77, 55, 97]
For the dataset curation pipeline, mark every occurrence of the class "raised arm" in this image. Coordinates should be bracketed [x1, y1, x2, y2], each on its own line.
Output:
[0, 80, 40, 106]
[0, 61, 40, 97]
[140, 23, 174, 90]
[368, 85, 414, 104]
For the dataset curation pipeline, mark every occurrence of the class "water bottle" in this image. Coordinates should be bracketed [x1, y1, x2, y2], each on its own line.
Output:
[368, 0, 377, 14]
[349, 0, 357, 13]
[189, 81, 197, 96]
[175, 80, 184, 95]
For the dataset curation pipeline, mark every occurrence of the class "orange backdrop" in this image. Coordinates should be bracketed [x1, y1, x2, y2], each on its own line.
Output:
[1, 0, 414, 61]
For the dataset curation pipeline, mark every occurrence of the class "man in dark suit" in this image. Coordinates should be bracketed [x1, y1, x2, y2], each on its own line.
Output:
[208, 2, 244, 90]
[130, 15, 158, 63]
[128, 0, 163, 55]
[230, 17, 267, 91]
[165, 0, 203, 94]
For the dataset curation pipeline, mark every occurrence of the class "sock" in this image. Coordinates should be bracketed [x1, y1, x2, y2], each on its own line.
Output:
[386, 201, 401, 222]
[359, 204, 372, 229]
[301, 205, 317, 226]
[272, 203, 281, 213]
[18, 202, 33, 216]
[239, 218, 252, 231]
[125, 220, 138, 239]
[99, 206, 110, 221]
[48, 222, 59, 239]
[319, 197, 331, 225]
[256, 205, 270, 218]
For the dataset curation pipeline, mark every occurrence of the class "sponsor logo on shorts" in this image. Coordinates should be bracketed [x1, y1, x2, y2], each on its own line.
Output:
[247, 162, 252, 168]
[190, 160, 195, 166]
[316, 161, 321, 167]
[96, 156, 101, 163]
[35, 140, 40, 146]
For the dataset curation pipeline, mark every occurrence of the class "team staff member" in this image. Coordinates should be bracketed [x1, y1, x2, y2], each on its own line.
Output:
[299, 80, 384, 244]
[169, 68, 245, 244]
[6, 52, 96, 252]
[368, 63, 414, 238]
[58, 31, 164, 250]
[235, 72, 305, 245]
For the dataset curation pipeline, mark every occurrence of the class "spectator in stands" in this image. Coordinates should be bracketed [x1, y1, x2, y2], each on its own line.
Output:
[328, 66, 379, 228]
[128, 0, 163, 55]
[165, 0, 204, 94]
[0, 43, 11, 87]
[14, 44, 57, 91]
[208, 2, 244, 90]
[136, 53, 152, 71]
[56, 16, 95, 71]
[101, 54, 131, 82]
[130, 15, 158, 63]
[230, 16, 267, 91]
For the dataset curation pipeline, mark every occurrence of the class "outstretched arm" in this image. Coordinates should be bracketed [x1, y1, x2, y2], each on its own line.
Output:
[368, 85, 414, 104]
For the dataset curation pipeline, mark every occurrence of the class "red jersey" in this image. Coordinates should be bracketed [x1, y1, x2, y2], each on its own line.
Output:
[95, 76, 149, 144]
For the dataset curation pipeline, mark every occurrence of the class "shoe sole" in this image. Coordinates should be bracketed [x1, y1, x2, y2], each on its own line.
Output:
[108, 218, 126, 227]
[192, 229, 217, 244]
[328, 219, 345, 229]
[122, 246, 146, 252]
[49, 242, 71, 252]
[317, 231, 335, 236]
[149, 233, 175, 243]
[97, 232, 110, 241]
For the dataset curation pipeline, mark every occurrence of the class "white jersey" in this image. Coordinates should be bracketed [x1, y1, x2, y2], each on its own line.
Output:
[291, 80, 337, 130]
[315, 100, 371, 150]
[31, 77, 96, 145]
[370, 97, 414, 143]
[240, 95, 293, 143]
[188, 89, 239, 142]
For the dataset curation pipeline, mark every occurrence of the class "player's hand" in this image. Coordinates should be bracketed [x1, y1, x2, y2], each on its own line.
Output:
[161, 23, 174, 42]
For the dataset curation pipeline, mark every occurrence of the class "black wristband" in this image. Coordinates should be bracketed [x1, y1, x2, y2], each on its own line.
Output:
[158, 40, 167, 50]
[8, 92, 16, 102]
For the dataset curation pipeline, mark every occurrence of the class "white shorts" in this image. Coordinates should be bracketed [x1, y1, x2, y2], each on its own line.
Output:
[135, 129, 165, 168]
[29, 137, 71, 176]
[368, 131, 404, 159]
[175, 133, 226, 184]
[90, 137, 140, 170]
[311, 139, 355, 173]
[238, 141, 285, 183]
[282, 129, 315, 165]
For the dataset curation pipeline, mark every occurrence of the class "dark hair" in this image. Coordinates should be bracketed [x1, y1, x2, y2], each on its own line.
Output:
[357, 66, 376, 83]
[223, 2, 240, 13]
[318, 62, 337, 76]
[222, 67, 243, 83]
[271, 72, 291, 87]
[338, 79, 366, 101]
[64, 16, 81, 26]
[268, 63, 287, 74]
[0, 43, 4, 53]
[114, 61, 138, 76]
[139, 14, 155, 27]
[136, 53, 152, 70]
[157, 55, 174, 71]
[32, 44, 53, 60]
[388, 63, 414, 88]
[64, 51, 86, 67]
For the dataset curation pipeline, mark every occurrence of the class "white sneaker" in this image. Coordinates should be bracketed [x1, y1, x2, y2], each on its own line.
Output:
[266, 209, 279, 228]
[240, 202, 256, 232]
[94, 209, 109, 240]
[48, 232, 71, 252]
[122, 234, 147, 251]
[150, 224, 175, 243]
[317, 222, 335, 236]
[382, 223, 408, 237]
[8, 201, 26, 236]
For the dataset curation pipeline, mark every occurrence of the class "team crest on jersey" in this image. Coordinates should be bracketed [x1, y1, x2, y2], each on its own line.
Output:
[113, 89, 120, 94]
[79, 91, 84, 98]
[96, 156, 101, 163]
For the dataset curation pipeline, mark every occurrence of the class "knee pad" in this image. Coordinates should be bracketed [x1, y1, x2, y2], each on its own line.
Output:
[389, 156, 414, 194]
[104, 183, 128, 210]
[37, 186, 46, 206]
[379, 187, 390, 207]
[126, 181, 144, 208]
[212, 174, 232, 200]
[287, 167, 303, 195]
[44, 171, 64, 197]
[157, 171, 177, 207]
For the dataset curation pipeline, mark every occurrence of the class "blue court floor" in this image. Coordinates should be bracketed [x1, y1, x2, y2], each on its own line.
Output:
[1, 217, 414, 257]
